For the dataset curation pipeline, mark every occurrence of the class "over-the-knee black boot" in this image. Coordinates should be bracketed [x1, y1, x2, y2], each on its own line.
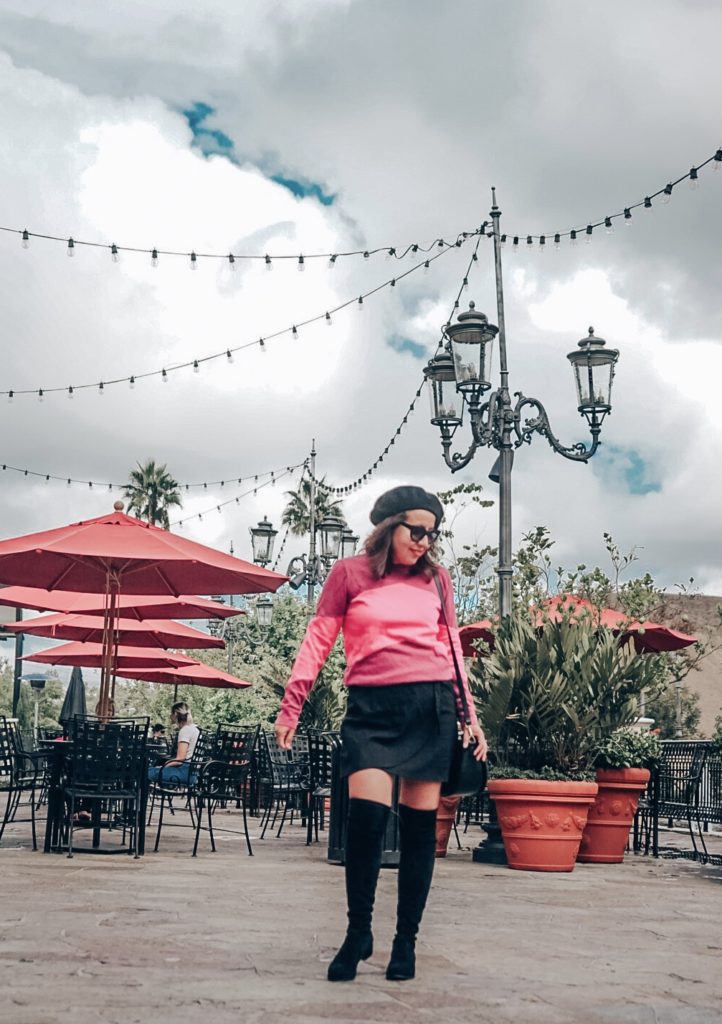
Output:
[386, 804, 437, 981]
[328, 798, 390, 982]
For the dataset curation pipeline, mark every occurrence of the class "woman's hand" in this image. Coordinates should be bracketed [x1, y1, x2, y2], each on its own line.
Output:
[275, 724, 296, 751]
[463, 722, 488, 761]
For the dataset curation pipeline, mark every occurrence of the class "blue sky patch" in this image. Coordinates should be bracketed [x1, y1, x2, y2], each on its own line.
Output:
[182, 102, 236, 158]
[598, 445, 662, 495]
[270, 174, 336, 206]
[387, 334, 426, 359]
[182, 103, 335, 205]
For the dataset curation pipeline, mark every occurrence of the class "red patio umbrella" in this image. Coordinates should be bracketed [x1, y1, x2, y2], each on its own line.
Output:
[0, 503, 287, 715]
[5, 612, 225, 650]
[23, 642, 200, 669]
[0, 586, 244, 621]
[114, 662, 252, 690]
[459, 595, 698, 657]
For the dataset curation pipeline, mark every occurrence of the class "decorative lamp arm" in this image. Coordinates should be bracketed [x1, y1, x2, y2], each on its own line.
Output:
[512, 394, 602, 462]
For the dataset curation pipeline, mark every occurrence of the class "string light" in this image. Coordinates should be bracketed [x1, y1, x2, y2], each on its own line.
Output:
[190, 251, 197, 270]
[67, 237, 74, 257]
[21, 229, 29, 249]
[570, 229, 578, 245]
[0, 237, 471, 401]
[325, 312, 332, 325]
[298, 255, 305, 271]
[494, 145, 721, 245]
[111, 244, 119, 263]
[585, 225, 593, 243]
[265, 254, 271, 270]
[151, 248, 158, 267]
[308, 227, 484, 498]
[228, 253, 235, 270]
[193, 360, 199, 373]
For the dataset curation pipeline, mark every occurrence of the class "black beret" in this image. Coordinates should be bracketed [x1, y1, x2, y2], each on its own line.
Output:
[369, 485, 444, 527]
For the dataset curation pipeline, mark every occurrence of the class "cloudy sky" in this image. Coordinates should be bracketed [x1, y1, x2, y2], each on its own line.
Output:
[0, 0, 721, 622]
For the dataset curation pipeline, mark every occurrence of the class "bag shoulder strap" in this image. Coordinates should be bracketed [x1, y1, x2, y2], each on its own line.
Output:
[432, 570, 472, 726]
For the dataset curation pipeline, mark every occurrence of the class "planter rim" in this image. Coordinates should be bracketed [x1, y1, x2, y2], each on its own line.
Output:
[488, 778, 598, 797]
[595, 766, 650, 783]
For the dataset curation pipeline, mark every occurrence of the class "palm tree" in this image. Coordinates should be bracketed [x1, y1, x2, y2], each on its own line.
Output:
[282, 477, 344, 536]
[124, 459, 182, 529]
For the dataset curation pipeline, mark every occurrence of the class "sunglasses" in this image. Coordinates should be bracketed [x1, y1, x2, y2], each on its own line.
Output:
[398, 522, 440, 544]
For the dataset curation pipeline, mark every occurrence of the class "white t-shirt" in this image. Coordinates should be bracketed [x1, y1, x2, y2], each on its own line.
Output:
[177, 724, 200, 761]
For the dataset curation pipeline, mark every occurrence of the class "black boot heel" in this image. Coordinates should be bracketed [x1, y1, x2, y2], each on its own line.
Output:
[327, 930, 373, 981]
[386, 934, 415, 981]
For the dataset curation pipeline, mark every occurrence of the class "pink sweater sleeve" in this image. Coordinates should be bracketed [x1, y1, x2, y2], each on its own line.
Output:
[438, 569, 479, 728]
[276, 561, 348, 729]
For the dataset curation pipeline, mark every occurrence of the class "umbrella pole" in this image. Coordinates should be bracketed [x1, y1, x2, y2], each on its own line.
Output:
[98, 581, 119, 720]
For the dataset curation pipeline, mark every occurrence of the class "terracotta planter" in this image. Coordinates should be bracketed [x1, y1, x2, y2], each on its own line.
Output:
[488, 778, 598, 872]
[435, 795, 461, 858]
[577, 767, 650, 864]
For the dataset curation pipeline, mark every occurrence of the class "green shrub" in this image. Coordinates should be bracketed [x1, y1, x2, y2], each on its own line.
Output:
[593, 727, 662, 770]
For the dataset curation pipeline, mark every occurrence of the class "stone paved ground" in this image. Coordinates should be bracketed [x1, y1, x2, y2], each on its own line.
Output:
[1, 808, 721, 1024]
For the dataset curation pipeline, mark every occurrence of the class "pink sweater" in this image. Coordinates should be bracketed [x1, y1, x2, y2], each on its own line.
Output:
[276, 554, 478, 729]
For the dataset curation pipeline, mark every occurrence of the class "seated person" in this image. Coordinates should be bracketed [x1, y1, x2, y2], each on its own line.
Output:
[148, 702, 200, 786]
[150, 722, 168, 751]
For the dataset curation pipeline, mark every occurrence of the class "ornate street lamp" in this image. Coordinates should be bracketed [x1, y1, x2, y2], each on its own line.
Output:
[424, 188, 620, 621]
[249, 516, 278, 567]
[255, 594, 274, 631]
[340, 526, 359, 560]
[317, 515, 345, 563]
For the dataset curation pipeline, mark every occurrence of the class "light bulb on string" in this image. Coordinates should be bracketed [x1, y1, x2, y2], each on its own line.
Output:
[604, 217, 613, 234]
[424, 260, 430, 270]
[328, 254, 337, 268]
[151, 248, 158, 267]
[292, 325, 298, 337]
[129, 376, 135, 389]
[98, 382, 104, 396]
[554, 233, 561, 249]
[67, 238, 75, 257]
[714, 150, 722, 170]
[298, 255, 305, 272]
[265, 254, 271, 270]
[325, 311, 332, 326]
[193, 360, 199, 373]
[644, 196, 652, 208]
[162, 369, 168, 383]
[526, 235, 533, 247]
[21, 229, 29, 249]
[67, 478, 71, 487]
[68, 386, 74, 399]
[111, 244, 119, 263]
[7, 390, 14, 402]
[512, 236, 519, 251]
[226, 349, 233, 363]
[539, 235, 546, 252]
[363, 251, 369, 259]
[386, 248, 396, 259]
[38, 389, 44, 402]
[500, 234, 507, 248]
[662, 183, 673, 204]
[228, 253, 236, 271]
[190, 251, 197, 270]
[570, 230, 578, 246]
[624, 208, 632, 225]
[585, 225, 593, 244]
[357, 295, 364, 311]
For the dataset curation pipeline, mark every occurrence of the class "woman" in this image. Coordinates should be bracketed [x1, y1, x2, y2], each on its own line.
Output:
[148, 701, 200, 785]
[276, 485, 487, 983]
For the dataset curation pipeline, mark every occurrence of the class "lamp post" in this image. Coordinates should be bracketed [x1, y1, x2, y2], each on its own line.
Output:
[424, 189, 619, 619]
[287, 513, 350, 605]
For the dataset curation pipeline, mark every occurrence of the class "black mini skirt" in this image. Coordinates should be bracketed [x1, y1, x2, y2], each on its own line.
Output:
[339, 681, 458, 781]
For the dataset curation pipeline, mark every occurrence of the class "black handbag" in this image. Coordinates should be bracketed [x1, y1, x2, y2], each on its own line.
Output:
[433, 573, 488, 799]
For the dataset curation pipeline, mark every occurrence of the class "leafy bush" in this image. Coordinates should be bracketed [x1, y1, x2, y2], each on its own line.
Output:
[470, 610, 665, 779]
[593, 727, 662, 770]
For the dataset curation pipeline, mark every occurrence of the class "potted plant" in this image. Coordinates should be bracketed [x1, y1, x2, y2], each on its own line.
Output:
[471, 609, 663, 872]
[577, 726, 662, 864]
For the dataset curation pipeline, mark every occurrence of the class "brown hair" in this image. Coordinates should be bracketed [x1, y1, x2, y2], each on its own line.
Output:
[363, 513, 440, 580]
[171, 701, 192, 726]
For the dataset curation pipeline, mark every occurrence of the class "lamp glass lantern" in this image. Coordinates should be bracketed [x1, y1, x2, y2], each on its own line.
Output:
[317, 515, 345, 562]
[444, 303, 498, 396]
[423, 350, 462, 428]
[340, 526, 359, 560]
[255, 594, 274, 630]
[567, 327, 620, 424]
[249, 516, 278, 566]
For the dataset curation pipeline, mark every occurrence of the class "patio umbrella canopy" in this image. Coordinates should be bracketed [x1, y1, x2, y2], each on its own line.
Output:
[115, 662, 252, 690]
[24, 642, 200, 670]
[0, 586, 245, 621]
[5, 612, 225, 650]
[59, 665, 87, 725]
[0, 503, 286, 715]
[458, 595, 698, 657]
[0, 505, 288, 596]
